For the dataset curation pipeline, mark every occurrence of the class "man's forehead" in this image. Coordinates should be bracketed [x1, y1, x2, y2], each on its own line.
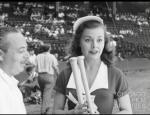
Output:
[5, 32, 27, 48]
[6, 32, 24, 38]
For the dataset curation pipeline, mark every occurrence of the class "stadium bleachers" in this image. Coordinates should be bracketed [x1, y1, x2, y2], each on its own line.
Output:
[1, 2, 150, 60]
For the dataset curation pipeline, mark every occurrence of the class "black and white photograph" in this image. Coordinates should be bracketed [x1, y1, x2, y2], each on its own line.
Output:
[0, 1, 150, 114]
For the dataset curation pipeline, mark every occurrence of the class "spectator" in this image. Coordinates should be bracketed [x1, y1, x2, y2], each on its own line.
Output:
[18, 65, 40, 104]
[28, 48, 37, 66]
[35, 44, 59, 114]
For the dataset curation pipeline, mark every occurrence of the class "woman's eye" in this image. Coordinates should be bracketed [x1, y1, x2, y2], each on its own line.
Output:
[19, 50, 25, 53]
[85, 39, 90, 42]
[97, 39, 102, 42]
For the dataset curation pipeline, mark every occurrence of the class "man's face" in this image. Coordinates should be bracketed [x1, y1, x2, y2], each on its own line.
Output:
[3, 32, 29, 76]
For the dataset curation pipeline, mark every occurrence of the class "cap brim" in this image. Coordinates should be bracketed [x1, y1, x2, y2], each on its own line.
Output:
[73, 16, 103, 34]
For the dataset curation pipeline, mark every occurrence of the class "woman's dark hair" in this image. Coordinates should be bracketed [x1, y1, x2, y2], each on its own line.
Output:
[66, 20, 115, 65]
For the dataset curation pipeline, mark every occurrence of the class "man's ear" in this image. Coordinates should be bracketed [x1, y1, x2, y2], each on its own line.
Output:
[0, 49, 5, 61]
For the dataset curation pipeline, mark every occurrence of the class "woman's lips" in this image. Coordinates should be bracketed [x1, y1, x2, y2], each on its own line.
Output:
[89, 51, 98, 54]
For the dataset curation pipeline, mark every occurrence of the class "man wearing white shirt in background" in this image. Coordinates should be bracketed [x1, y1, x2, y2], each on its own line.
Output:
[0, 27, 29, 114]
[35, 44, 59, 114]
[28, 48, 37, 66]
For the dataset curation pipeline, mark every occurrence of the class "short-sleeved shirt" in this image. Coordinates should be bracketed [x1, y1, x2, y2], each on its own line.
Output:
[29, 54, 37, 65]
[54, 62, 129, 114]
[35, 52, 58, 75]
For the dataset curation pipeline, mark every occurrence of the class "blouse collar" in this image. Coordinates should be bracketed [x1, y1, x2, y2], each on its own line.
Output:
[67, 61, 108, 93]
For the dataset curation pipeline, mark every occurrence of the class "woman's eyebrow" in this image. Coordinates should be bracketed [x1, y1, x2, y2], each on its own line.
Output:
[82, 35, 91, 38]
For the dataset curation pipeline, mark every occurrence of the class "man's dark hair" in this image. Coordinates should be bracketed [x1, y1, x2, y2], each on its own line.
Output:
[40, 44, 51, 53]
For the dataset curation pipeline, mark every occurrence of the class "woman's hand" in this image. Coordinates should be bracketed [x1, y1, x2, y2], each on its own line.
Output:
[72, 103, 89, 114]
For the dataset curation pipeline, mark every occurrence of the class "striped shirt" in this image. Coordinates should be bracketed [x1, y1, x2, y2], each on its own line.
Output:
[35, 52, 58, 75]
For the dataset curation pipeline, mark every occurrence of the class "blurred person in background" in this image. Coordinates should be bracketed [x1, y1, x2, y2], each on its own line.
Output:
[18, 64, 41, 104]
[35, 44, 59, 114]
[28, 48, 37, 66]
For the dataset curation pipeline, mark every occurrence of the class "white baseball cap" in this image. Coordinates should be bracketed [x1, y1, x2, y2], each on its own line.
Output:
[73, 15, 104, 34]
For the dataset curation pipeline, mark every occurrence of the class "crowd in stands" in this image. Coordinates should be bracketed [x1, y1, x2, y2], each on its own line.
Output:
[115, 13, 149, 27]
[1, 2, 150, 61]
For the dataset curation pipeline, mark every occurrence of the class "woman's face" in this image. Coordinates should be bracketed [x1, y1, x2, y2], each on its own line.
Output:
[80, 26, 105, 60]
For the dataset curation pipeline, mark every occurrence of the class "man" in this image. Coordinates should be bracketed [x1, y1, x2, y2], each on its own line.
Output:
[35, 44, 59, 114]
[0, 27, 29, 114]
[28, 48, 37, 66]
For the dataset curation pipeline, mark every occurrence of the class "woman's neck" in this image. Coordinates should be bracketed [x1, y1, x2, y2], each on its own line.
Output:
[84, 58, 101, 70]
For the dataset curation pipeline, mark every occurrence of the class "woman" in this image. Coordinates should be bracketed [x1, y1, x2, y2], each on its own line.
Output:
[53, 16, 132, 114]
